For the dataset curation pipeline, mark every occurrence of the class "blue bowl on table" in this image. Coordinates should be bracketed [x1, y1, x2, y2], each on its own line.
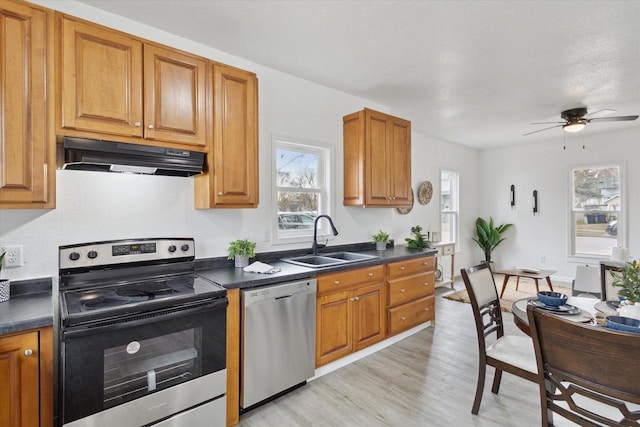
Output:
[605, 316, 640, 334]
[537, 291, 568, 307]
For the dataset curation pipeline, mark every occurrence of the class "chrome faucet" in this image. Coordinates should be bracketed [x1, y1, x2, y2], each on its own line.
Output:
[312, 215, 339, 255]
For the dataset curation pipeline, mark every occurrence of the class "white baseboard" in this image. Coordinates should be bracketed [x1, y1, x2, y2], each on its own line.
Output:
[310, 321, 432, 381]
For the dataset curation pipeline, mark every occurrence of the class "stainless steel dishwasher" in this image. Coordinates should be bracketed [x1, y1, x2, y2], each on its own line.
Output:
[241, 278, 317, 410]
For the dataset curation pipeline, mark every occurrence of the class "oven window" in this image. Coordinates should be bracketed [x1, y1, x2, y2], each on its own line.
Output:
[103, 328, 202, 408]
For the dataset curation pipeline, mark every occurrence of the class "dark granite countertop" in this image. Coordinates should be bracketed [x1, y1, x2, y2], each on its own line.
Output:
[196, 244, 436, 290]
[0, 277, 54, 335]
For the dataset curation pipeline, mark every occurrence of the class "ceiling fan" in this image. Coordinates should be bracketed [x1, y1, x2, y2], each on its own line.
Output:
[523, 107, 639, 136]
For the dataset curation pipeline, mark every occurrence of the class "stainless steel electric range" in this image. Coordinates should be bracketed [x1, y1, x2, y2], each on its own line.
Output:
[58, 238, 227, 427]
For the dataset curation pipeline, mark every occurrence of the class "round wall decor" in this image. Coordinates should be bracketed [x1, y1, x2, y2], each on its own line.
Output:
[396, 188, 414, 215]
[418, 181, 433, 205]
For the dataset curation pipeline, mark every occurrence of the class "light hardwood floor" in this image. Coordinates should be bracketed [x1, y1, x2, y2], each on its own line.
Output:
[238, 280, 581, 427]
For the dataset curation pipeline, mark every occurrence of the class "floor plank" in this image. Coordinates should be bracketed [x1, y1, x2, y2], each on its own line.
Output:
[238, 281, 578, 426]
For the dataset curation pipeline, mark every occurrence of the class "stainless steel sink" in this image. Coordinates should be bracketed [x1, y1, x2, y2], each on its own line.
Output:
[281, 251, 378, 268]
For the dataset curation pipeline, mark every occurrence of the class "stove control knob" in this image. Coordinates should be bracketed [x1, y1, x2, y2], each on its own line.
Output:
[168, 245, 177, 253]
[87, 250, 98, 259]
[69, 252, 80, 261]
[181, 244, 190, 252]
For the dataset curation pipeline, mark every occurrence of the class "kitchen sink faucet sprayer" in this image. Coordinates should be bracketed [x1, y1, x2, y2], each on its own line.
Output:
[312, 215, 339, 255]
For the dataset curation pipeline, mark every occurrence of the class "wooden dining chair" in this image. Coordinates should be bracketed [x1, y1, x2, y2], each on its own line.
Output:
[460, 262, 537, 415]
[600, 261, 624, 301]
[527, 305, 640, 426]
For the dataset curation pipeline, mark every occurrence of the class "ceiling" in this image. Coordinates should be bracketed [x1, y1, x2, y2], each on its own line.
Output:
[75, 0, 640, 149]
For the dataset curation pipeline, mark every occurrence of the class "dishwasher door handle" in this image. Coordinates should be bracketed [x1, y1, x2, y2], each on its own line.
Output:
[275, 294, 293, 300]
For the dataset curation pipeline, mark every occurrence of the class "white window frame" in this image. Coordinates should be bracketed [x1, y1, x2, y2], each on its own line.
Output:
[271, 134, 334, 245]
[568, 162, 626, 261]
[440, 169, 459, 246]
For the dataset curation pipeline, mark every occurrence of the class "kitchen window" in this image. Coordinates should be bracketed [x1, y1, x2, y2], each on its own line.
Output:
[273, 135, 333, 243]
[570, 164, 625, 259]
[440, 170, 458, 245]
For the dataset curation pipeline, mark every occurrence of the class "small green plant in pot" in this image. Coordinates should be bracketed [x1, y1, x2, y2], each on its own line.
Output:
[372, 230, 390, 251]
[405, 225, 430, 249]
[0, 252, 9, 303]
[611, 260, 640, 319]
[227, 239, 256, 268]
[472, 217, 513, 265]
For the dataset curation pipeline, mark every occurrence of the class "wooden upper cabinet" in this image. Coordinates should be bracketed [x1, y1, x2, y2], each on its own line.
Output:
[59, 17, 143, 138]
[343, 108, 411, 207]
[143, 43, 206, 147]
[195, 64, 259, 208]
[0, 0, 55, 208]
[58, 16, 207, 150]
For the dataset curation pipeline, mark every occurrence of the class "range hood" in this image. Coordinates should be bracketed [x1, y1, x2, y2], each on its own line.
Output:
[61, 137, 205, 176]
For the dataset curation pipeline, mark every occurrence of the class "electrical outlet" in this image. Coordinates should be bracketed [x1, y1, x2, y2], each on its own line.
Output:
[2, 245, 24, 268]
[540, 255, 546, 263]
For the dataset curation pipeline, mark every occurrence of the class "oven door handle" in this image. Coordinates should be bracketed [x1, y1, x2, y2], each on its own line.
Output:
[62, 297, 228, 338]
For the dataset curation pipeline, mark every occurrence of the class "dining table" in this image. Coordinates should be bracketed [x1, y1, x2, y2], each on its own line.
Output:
[511, 295, 618, 336]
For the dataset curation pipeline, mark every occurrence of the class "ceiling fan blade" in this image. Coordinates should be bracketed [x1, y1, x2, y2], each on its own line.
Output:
[530, 121, 565, 125]
[584, 109, 616, 119]
[523, 124, 563, 136]
[588, 115, 639, 122]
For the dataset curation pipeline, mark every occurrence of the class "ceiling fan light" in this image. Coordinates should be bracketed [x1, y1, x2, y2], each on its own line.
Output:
[563, 121, 586, 133]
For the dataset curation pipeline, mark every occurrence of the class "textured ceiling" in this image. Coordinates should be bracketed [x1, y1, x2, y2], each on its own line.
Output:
[74, 0, 640, 149]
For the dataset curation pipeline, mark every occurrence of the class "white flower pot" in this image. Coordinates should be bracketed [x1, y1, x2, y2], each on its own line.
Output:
[235, 255, 249, 268]
[0, 279, 9, 303]
[376, 242, 387, 251]
[619, 302, 640, 320]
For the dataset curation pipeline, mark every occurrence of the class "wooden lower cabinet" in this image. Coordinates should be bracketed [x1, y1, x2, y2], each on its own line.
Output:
[386, 255, 436, 336]
[0, 326, 53, 427]
[316, 265, 386, 367]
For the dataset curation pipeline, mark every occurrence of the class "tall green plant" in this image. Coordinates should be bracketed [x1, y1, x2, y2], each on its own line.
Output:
[611, 260, 640, 303]
[472, 217, 513, 263]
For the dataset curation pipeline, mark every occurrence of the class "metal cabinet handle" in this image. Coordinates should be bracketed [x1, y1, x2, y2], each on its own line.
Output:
[334, 280, 340, 285]
[367, 272, 374, 277]
[401, 316, 406, 321]
[134, 121, 141, 127]
[400, 288, 406, 293]
[354, 296, 360, 301]
[424, 308, 430, 311]
[423, 282, 429, 286]
[399, 266, 405, 271]
[350, 297, 355, 302]
[148, 124, 155, 129]
[217, 192, 224, 196]
[24, 349, 33, 357]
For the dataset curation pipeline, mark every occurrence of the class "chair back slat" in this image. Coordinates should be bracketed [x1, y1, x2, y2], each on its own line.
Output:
[528, 305, 640, 426]
[461, 263, 504, 343]
[600, 262, 624, 301]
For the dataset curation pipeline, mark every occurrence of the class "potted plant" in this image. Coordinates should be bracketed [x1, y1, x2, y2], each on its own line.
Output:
[227, 239, 256, 268]
[372, 230, 390, 251]
[612, 260, 640, 319]
[405, 225, 430, 249]
[472, 217, 513, 266]
[0, 252, 9, 303]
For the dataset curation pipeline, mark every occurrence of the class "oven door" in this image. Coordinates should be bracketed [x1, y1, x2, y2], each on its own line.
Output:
[60, 297, 227, 426]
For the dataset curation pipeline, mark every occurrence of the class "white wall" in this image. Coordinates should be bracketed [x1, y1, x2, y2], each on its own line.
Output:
[478, 127, 640, 282]
[0, 1, 479, 282]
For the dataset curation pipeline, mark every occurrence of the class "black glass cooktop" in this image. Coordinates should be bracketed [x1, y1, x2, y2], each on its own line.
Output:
[62, 274, 225, 316]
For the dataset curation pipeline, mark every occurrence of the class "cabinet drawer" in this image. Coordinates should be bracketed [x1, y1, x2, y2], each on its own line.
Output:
[435, 243, 454, 256]
[387, 272, 434, 307]
[386, 256, 434, 278]
[387, 295, 435, 336]
[317, 265, 384, 295]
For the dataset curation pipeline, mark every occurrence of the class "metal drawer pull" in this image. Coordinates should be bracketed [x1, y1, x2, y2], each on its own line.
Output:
[354, 296, 360, 301]
[24, 349, 33, 357]
[218, 192, 224, 196]
[148, 124, 155, 129]
[401, 316, 406, 321]
[368, 272, 374, 277]
[400, 288, 406, 293]
[423, 282, 429, 286]
[334, 280, 340, 285]
[424, 308, 430, 311]
[134, 121, 141, 127]
[399, 266, 405, 270]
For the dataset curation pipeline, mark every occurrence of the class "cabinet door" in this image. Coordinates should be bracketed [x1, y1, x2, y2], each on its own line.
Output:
[143, 44, 206, 148]
[195, 64, 258, 208]
[60, 17, 144, 137]
[388, 117, 411, 205]
[0, 1, 54, 208]
[353, 282, 386, 351]
[0, 331, 40, 427]
[316, 291, 353, 367]
[365, 110, 392, 206]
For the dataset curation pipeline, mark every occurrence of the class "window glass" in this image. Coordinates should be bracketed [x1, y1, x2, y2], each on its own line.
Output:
[571, 165, 623, 257]
[274, 137, 332, 242]
[440, 170, 458, 244]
